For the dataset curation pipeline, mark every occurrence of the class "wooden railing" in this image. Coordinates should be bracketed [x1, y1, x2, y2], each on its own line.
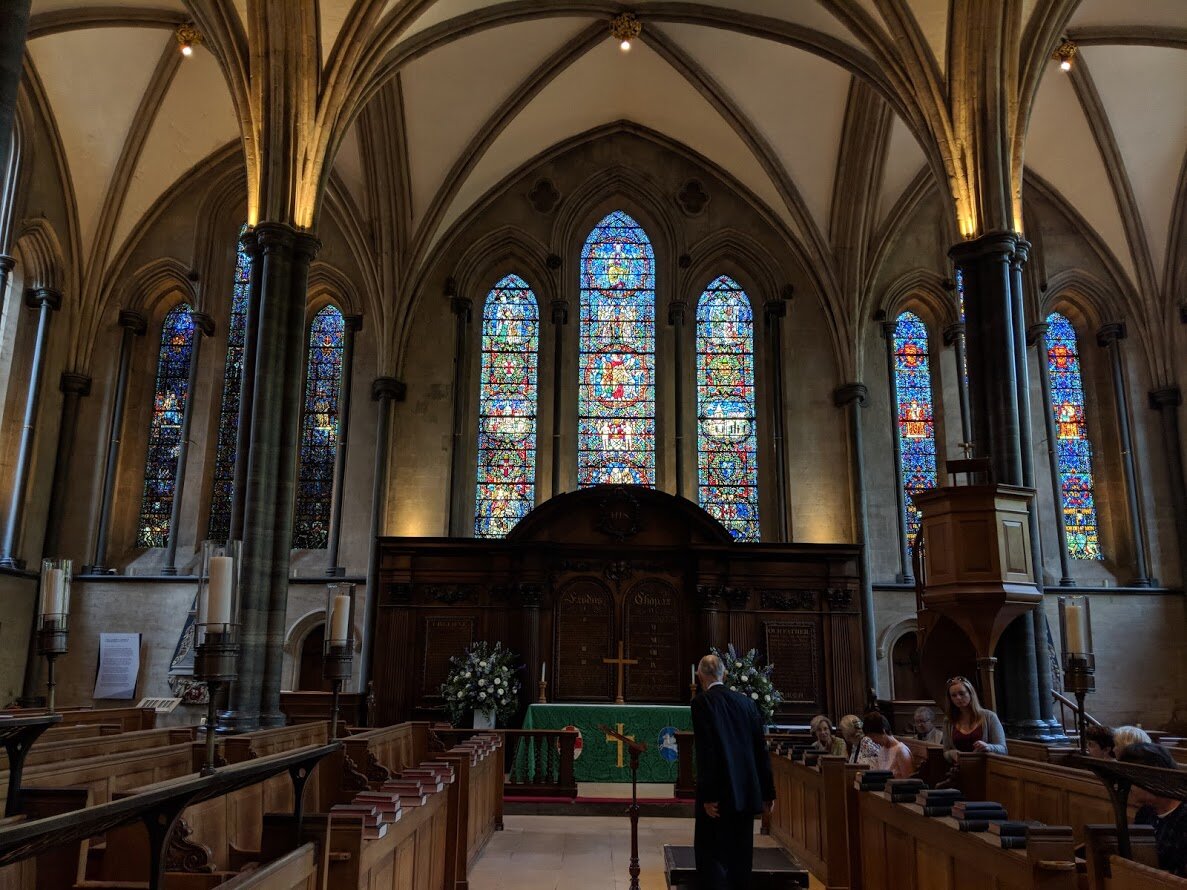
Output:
[434, 727, 577, 799]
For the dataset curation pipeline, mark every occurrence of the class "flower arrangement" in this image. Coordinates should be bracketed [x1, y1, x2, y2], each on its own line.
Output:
[711, 643, 783, 723]
[440, 641, 522, 726]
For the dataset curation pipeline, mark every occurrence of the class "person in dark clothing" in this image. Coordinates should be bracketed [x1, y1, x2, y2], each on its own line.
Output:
[1119, 743, 1187, 878]
[691, 653, 776, 889]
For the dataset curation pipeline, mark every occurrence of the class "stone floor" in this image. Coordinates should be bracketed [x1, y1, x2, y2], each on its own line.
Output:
[468, 815, 820, 890]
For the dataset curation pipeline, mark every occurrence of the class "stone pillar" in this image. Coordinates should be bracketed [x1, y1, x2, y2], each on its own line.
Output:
[229, 229, 262, 542]
[0, 287, 61, 569]
[668, 299, 687, 498]
[943, 321, 973, 443]
[1097, 323, 1153, 587]
[1149, 386, 1187, 572]
[765, 296, 789, 540]
[358, 376, 406, 705]
[42, 371, 92, 558]
[447, 291, 472, 535]
[0, 257, 13, 316]
[880, 320, 913, 584]
[162, 312, 214, 575]
[549, 298, 568, 497]
[87, 310, 146, 574]
[834, 382, 877, 701]
[325, 314, 361, 576]
[1029, 322, 1074, 587]
[0, 2, 30, 178]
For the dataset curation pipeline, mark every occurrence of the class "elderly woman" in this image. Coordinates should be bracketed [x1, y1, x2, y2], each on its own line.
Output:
[1114, 725, 1153, 756]
[913, 706, 944, 744]
[942, 676, 1007, 763]
[809, 715, 847, 756]
[838, 714, 880, 766]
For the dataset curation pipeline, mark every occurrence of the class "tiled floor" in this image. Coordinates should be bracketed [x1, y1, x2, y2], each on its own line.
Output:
[468, 815, 819, 890]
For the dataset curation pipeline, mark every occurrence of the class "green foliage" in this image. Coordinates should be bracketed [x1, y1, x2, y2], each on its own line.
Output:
[440, 641, 521, 725]
[711, 643, 783, 723]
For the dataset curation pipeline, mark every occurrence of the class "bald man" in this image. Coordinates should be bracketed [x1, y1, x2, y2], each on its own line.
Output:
[691, 653, 776, 888]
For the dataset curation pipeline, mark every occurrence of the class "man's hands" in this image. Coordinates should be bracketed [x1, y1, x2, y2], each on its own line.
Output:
[703, 802, 720, 818]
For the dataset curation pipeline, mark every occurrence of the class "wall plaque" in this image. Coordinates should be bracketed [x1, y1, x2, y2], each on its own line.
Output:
[624, 580, 682, 703]
[764, 621, 820, 706]
[555, 580, 613, 701]
[421, 616, 475, 698]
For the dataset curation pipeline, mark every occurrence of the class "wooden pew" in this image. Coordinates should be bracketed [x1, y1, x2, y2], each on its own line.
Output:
[338, 722, 430, 787]
[900, 737, 947, 787]
[7, 706, 157, 733]
[0, 727, 194, 774]
[39, 723, 117, 743]
[1006, 739, 1078, 763]
[219, 843, 316, 890]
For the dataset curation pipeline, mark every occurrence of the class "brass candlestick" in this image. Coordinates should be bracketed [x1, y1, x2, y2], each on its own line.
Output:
[537, 679, 547, 703]
[1058, 595, 1095, 755]
[193, 540, 242, 776]
[323, 583, 358, 739]
[194, 626, 238, 776]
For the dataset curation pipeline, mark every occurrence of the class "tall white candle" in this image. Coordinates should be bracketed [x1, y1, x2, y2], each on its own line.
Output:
[691, 664, 696, 686]
[41, 568, 65, 617]
[1064, 601, 1085, 653]
[541, 662, 546, 684]
[330, 593, 350, 643]
[207, 555, 233, 631]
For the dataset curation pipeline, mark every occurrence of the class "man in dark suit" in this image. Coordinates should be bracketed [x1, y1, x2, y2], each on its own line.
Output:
[691, 653, 776, 888]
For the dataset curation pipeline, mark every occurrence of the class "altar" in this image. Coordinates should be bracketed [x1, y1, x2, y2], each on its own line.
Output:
[517, 702, 691, 783]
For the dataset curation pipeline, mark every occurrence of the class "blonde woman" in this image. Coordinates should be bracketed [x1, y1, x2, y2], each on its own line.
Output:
[1113, 725, 1152, 756]
[809, 715, 846, 756]
[942, 676, 1007, 763]
[838, 713, 880, 766]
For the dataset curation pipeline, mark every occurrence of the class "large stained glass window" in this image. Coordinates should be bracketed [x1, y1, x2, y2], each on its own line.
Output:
[292, 305, 345, 549]
[1045, 312, 1102, 559]
[207, 226, 252, 542]
[136, 304, 196, 547]
[893, 311, 938, 539]
[578, 210, 655, 486]
[696, 276, 759, 541]
[474, 275, 539, 537]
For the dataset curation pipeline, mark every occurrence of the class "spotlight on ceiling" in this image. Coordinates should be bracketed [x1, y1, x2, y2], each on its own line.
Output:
[610, 12, 642, 53]
[1053, 40, 1077, 72]
[176, 22, 203, 58]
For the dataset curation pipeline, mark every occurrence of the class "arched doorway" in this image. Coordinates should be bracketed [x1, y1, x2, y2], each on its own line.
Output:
[891, 631, 928, 701]
[297, 623, 332, 692]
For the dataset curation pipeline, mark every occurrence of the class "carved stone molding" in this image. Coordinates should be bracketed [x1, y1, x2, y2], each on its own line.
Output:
[677, 178, 709, 215]
[165, 818, 215, 873]
[759, 589, 816, 611]
[528, 178, 561, 213]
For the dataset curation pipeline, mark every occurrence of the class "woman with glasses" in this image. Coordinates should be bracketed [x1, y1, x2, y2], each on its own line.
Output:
[942, 676, 1007, 762]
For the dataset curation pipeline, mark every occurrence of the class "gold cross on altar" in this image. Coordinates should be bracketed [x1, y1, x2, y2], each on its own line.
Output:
[604, 722, 636, 769]
[603, 640, 638, 704]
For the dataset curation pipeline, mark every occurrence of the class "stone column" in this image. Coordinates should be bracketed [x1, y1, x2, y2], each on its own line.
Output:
[0, 287, 61, 569]
[87, 310, 146, 574]
[943, 322, 973, 444]
[0, 257, 13, 316]
[880, 320, 913, 584]
[0, 2, 30, 177]
[549, 298, 568, 497]
[358, 376, 406, 704]
[765, 296, 789, 540]
[325, 314, 361, 576]
[1149, 386, 1187, 570]
[446, 291, 472, 535]
[668, 299, 687, 498]
[42, 371, 91, 558]
[162, 312, 214, 575]
[1029, 322, 1075, 587]
[1097, 323, 1153, 587]
[229, 229, 262, 542]
[834, 382, 877, 700]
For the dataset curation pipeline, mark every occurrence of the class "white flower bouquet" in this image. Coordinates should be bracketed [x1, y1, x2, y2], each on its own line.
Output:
[440, 641, 521, 726]
[711, 643, 783, 723]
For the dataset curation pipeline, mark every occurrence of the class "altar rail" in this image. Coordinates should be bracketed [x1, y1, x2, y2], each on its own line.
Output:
[435, 728, 577, 799]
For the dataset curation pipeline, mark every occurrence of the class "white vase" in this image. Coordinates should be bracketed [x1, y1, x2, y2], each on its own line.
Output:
[472, 708, 495, 729]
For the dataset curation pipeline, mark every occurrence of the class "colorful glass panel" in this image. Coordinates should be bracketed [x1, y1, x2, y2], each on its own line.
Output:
[578, 210, 655, 486]
[136, 304, 195, 547]
[292, 305, 345, 549]
[696, 276, 759, 541]
[474, 275, 539, 537]
[1045, 312, 1102, 559]
[207, 226, 251, 542]
[894, 311, 938, 539]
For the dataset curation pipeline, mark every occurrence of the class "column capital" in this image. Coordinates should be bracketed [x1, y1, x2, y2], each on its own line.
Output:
[189, 311, 216, 337]
[550, 299, 569, 325]
[942, 322, 965, 345]
[238, 226, 257, 252]
[880, 320, 897, 340]
[667, 300, 687, 325]
[59, 371, 92, 396]
[948, 230, 1019, 265]
[254, 221, 297, 254]
[833, 382, 868, 408]
[1149, 386, 1183, 410]
[1096, 321, 1127, 347]
[1010, 238, 1031, 269]
[344, 314, 363, 333]
[118, 309, 148, 335]
[371, 376, 406, 402]
[450, 296, 472, 321]
[1026, 321, 1048, 347]
[292, 231, 321, 263]
[764, 298, 787, 322]
[0, 255, 13, 274]
[24, 287, 61, 311]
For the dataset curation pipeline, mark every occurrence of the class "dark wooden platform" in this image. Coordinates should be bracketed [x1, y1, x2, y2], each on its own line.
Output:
[663, 844, 809, 888]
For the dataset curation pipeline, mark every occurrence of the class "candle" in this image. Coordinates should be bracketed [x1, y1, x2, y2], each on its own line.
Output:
[1064, 601, 1088, 654]
[541, 662, 546, 684]
[691, 664, 696, 686]
[40, 568, 65, 617]
[330, 593, 350, 643]
[207, 555, 233, 631]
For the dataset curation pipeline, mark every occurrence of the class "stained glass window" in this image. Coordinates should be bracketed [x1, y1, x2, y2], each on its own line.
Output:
[1045, 312, 1102, 559]
[696, 276, 759, 541]
[578, 210, 655, 486]
[474, 275, 539, 537]
[207, 226, 252, 542]
[136, 304, 195, 547]
[893, 311, 938, 539]
[292, 305, 345, 549]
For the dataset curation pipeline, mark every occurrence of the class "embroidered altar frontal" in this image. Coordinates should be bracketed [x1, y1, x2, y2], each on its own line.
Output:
[519, 702, 692, 783]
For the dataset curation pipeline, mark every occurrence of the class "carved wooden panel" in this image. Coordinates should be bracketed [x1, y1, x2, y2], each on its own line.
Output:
[420, 616, 475, 699]
[554, 579, 613, 701]
[765, 621, 820, 706]
[624, 579, 682, 703]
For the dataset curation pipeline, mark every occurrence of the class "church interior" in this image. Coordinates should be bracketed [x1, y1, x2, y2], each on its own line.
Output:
[0, 0, 1183, 887]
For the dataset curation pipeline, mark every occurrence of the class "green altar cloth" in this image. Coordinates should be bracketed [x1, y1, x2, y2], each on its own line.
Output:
[517, 702, 692, 783]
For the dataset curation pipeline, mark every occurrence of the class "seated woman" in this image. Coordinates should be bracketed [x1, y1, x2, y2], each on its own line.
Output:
[1084, 724, 1116, 758]
[863, 711, 913, 779]
[941, 676, 1007, 762]
[809, 714, 847, 756]
[913, 706, 945, 744]
[1114, 724, 1153, 756]
[839, 714, 880, 766]
[1119, 743, 1187, 877]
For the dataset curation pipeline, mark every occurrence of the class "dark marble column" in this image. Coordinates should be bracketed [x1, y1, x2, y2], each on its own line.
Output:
[1149, 386, 1187, 571]
[0, 287, 61, 569]
[162, 312, 215, 575]
[447, 291, 472, 536]
[359, 376, 406, 705]
[880, 320, 913, 584]
[668, 299, 687, 499]
[1029, 322, 1074, 587]
[42, 371, 91, 558]
[943, 321, 973, 444]
[87, 310, 146, 574]
[765, 296, 789, 540]
[0, 2, 30, 177]
[1097, 323, 1153, 587]
[229, 229, 262, 542]
[0, 257, 14, 314]
[834, 382, 877, 701]
[326, 314, 361, 576]
[549, 298, 568, 497]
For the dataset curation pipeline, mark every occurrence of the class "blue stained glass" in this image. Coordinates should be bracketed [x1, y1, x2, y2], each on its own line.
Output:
[137, 304, 196, 547]
[475, 275, 539, 537]
[207, 225, 251, 542]
[578, 210, 655, 486]
[293, 305, 345, 549]
[696, 276, 759, 541]
[894, 311, 938, 539]
[1045, 312, 1102, 559]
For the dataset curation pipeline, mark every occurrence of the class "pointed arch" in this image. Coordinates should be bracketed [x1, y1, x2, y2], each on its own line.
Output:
[893, 310, 938, 538]
[696, 275, 759, 541]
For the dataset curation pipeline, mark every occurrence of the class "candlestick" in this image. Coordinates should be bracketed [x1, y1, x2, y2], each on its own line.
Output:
[207, 556, 233, 631]
[323, 582, 357, 739]
[691, 663, 696, 687]
[37, 558, 72, 713]
[538, 679, 547, 704]
[194, 540, 241, 774]
[330, 592, 350, 643]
